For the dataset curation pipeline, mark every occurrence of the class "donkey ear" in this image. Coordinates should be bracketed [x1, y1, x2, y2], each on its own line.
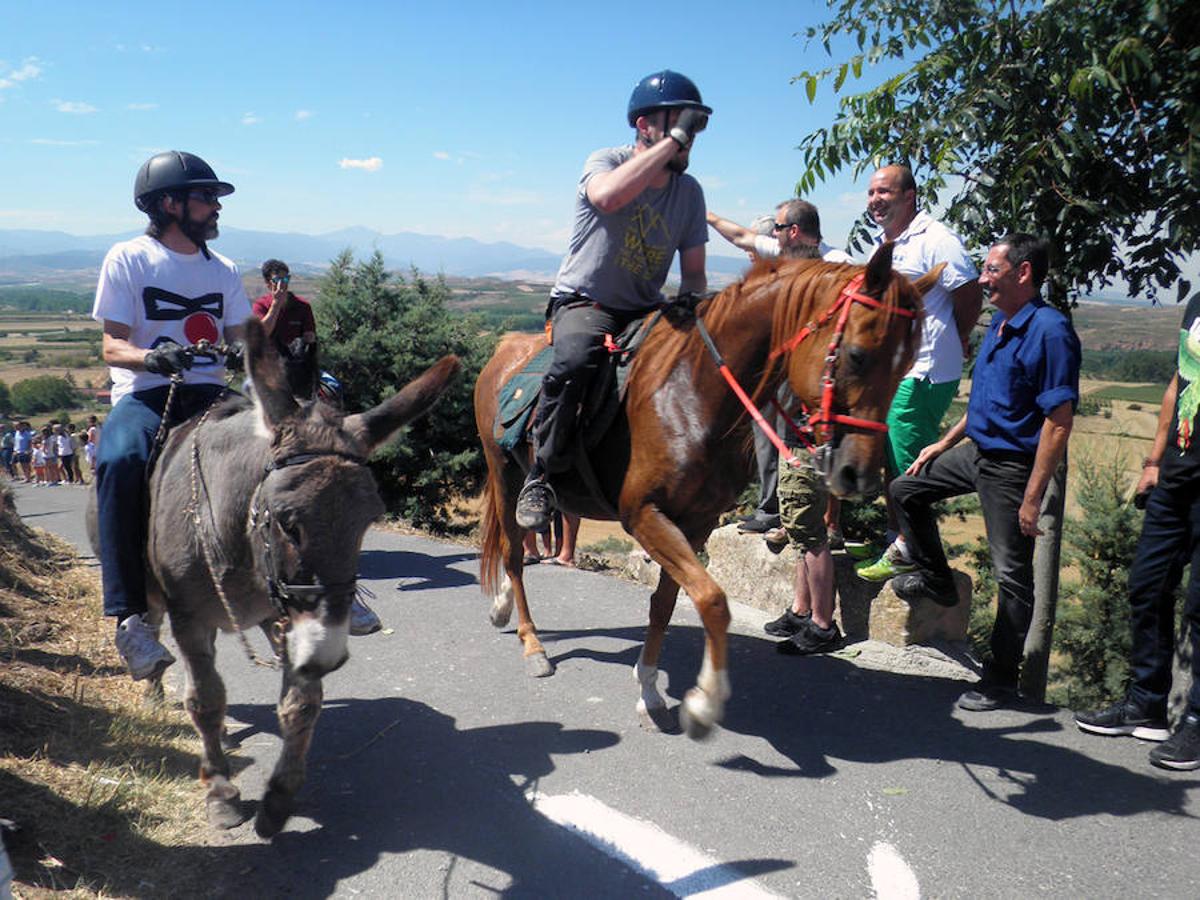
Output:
[864, 241, 895, 294]
[910, 262, 947, 297]
[344, 355, 461, 454]
[244, 316, 298, 428]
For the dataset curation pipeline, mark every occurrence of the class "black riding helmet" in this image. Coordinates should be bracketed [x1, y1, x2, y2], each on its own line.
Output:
[626, 70, 712, 127]
[133, 151, 234, 213]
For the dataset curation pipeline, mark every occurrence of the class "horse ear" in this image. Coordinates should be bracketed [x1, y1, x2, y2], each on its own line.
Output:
[244, 316, 298, 428]
[910, 262, 947, 297]
[344, 355, 461, 453]
[864, 241, 895, 294]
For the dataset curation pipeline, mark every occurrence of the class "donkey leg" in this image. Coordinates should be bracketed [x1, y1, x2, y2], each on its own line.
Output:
[175, 623, 247, 829]
[628, 509, 730, 741]
[634, 570, 680, 731]
[255, 674, 323, 839]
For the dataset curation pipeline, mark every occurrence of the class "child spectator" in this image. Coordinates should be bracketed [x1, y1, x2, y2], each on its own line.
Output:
[32, 438, 46, 485]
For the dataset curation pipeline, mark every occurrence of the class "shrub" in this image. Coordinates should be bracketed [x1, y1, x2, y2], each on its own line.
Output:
[11, 375, 79, 415]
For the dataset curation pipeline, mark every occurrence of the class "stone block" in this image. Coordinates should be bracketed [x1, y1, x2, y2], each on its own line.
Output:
[864, 568, 972, 647]
[703, 524, 798, 615]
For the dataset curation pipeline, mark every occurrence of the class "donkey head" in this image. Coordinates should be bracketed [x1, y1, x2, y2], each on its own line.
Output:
[243, 318, 461, 679]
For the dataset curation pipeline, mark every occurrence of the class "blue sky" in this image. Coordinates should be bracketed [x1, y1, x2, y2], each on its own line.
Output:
[0, 0, 879, 258]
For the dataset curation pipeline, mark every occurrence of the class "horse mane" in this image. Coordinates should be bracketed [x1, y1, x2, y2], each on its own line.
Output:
[630, 257, 864, 400]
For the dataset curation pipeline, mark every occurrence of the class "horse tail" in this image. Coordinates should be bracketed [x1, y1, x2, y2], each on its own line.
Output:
[479, 466, 507, 596]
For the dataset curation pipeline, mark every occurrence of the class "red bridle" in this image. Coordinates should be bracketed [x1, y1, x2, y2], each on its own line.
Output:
[702, 272, 916, 471]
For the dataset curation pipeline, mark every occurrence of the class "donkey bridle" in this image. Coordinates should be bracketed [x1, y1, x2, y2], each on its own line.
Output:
[249, 450, 367, 616]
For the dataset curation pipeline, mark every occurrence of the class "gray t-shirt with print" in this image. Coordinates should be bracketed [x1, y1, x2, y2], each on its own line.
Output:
[550, 146, 708, 313]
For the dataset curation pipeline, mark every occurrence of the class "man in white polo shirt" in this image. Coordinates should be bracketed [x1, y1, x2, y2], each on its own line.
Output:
[855, 164, 982, 581]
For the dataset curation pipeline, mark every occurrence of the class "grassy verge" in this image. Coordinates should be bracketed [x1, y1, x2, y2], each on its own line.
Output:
[0, 489, 224, 898]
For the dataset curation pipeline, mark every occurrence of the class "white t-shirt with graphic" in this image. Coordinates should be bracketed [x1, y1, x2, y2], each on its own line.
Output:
[92, 235, 251, 406]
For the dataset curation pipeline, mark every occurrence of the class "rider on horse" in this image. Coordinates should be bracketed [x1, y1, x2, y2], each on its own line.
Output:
[515, 70, 712, 531]
[93, 151, 252, 680]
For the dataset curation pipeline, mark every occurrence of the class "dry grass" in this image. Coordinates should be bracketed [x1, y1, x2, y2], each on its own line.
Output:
[0, 490, 232, 898]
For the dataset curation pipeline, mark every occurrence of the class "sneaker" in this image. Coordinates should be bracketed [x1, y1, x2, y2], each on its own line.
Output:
[854, 545, 916, 582]
[115, 614, 175, 681]
[957, 681, 1019, 712]
[763, 527, 788, 552]
[843, 540, 881, 561]
[1149, 714, 1200, 771]
[515, 479, 556, 532]
[738, 515, 780, 534]
[763, 608, 810, 637]
[777, 620, 843, 656]
[891, 571, 959, 607]
[349, 594, 382, 636]
[1074, 697, 1169, 741]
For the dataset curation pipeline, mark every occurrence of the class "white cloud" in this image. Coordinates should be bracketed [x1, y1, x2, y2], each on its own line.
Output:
[30, 138, 99, 146]
[294, 109, 313, 121]
[0, 58, 42, 90]
[53, 99, 97, 114]
[127, 102, 158, 111]
[241, 112, 261, 126]
[339, 157, 383, 172]
[433, 151, 451, 160]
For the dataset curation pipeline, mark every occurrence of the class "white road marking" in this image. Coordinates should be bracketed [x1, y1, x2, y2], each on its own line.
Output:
[527, 790, 782, 899]
[868, 841, 920, 900]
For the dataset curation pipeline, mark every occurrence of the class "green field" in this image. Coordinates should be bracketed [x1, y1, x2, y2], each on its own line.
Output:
[1085, 383, 1169, 404]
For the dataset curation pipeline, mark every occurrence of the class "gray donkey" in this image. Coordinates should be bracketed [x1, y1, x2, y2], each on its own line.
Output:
[139, 318, 458, 836]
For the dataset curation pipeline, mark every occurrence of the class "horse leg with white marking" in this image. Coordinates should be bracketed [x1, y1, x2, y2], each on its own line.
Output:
[634, 569, 679, 731]
[627, 506, 730, 740]
[174, 622, 247, 829]
[256, 672, 323, 838]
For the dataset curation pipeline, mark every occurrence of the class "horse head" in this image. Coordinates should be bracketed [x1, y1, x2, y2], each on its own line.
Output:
[243, 318, 460, 680]
[781, 243, 942, 498]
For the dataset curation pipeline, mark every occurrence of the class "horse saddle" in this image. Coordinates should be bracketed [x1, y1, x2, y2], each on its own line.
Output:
[493, 313, 657, 454]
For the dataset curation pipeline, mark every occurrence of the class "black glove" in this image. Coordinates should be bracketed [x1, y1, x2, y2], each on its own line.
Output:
[662, 292, 703, 325]
[670, 108, 708, 148]
[223, 340, 245, 373]
[143, 342, 193, 376]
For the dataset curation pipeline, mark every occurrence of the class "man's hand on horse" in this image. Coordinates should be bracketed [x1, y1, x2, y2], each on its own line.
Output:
[670, 108, 708, 149]
[143, 342, 194, 376]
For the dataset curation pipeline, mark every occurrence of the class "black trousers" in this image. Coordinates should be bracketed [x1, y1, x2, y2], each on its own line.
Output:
[891, 442, 1036, 685]
[1126, 479, 1200, 718]
[532, 300, 638, 477]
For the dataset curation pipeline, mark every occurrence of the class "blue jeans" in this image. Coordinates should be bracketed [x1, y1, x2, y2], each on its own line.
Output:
[95, 384, 225, 619]
[1127, 481, 1200, 717]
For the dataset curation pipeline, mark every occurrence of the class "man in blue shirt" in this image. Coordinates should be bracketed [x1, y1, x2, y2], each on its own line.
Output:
[887, 234, 1080, 711]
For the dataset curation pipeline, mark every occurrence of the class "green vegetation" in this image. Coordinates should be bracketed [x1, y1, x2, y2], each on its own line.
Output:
[315, 250, 496, 532]
[10, 375, 79, 415]
[797, 0, 1200, 308]
[1088, 383, 1170, 404]
[0, 286, 92, 313]
[1080, 348, 1176, 383]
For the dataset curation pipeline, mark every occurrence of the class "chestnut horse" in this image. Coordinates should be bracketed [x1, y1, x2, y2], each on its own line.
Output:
[475, 244, 939, 739]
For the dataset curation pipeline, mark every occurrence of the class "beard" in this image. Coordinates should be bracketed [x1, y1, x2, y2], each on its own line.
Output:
[180, 212, 219, 245]
[666, 154, 689, 174]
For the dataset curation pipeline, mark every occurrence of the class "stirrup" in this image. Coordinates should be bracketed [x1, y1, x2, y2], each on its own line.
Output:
[516, 479, 557, 532]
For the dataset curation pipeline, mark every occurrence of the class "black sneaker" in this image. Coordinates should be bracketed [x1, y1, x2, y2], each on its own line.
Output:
[891, 571, 958, 607]
[776, 621, 843, 656]
[738, 516, 780, 534]
[1075, 697, 1169, 742]
[957, 681, 1020, 712]
[763, 609, 810, 637]
[515, 479, 556, 531]
[1149, 714, 1200, 771]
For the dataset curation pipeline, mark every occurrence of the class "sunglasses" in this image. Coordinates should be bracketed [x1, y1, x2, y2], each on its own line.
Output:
[773, 221, 794, 232]
[271, 275, 291, 285]
[187, 189, 222, 205]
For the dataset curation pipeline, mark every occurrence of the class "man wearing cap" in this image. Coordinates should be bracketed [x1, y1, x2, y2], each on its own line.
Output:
[516, 70, 712, 530]
[92, 150, 251, 680]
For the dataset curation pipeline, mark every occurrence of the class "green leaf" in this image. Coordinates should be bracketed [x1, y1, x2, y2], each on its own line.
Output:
[806, 76, 818, 103]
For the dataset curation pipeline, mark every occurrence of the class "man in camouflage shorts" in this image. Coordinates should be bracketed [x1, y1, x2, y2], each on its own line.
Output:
[764, 454, 844, 655]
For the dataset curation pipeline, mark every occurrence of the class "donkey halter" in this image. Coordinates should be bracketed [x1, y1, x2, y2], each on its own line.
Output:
[249, 450, 366, 616]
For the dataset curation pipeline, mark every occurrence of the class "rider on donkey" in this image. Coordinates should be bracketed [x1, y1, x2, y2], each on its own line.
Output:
[515, 70, 712, 531]
[92, 151, 251, 680]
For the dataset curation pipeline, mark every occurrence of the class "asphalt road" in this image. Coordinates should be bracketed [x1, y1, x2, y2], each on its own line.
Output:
[10, 480, 1199, 899]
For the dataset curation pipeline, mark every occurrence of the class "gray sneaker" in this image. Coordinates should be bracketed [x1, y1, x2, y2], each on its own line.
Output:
[115, 614, 175, 681]
[349, 594, 382, 636]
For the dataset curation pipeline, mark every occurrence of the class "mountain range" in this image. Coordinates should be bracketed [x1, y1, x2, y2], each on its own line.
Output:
[0, 227, 752, 283]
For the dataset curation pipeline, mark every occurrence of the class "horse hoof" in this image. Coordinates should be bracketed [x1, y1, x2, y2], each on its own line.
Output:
[206, 796, 249, 830]
[638, 704, 677, 734]
[524, 652, 555, 678]
[679, 690, 719, 742]
[489, 601, 513, 629]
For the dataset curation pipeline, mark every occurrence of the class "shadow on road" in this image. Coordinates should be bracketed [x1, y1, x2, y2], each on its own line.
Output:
[532, 622, 1200, 823]
[357, 548, 477, 592]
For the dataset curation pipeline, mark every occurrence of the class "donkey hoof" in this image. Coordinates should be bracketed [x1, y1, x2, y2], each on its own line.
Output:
[206, 796, 249, 830]
[524, 652, 555, 678]
[254, 793, 293, 839]
[141, 677, 166, 708]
